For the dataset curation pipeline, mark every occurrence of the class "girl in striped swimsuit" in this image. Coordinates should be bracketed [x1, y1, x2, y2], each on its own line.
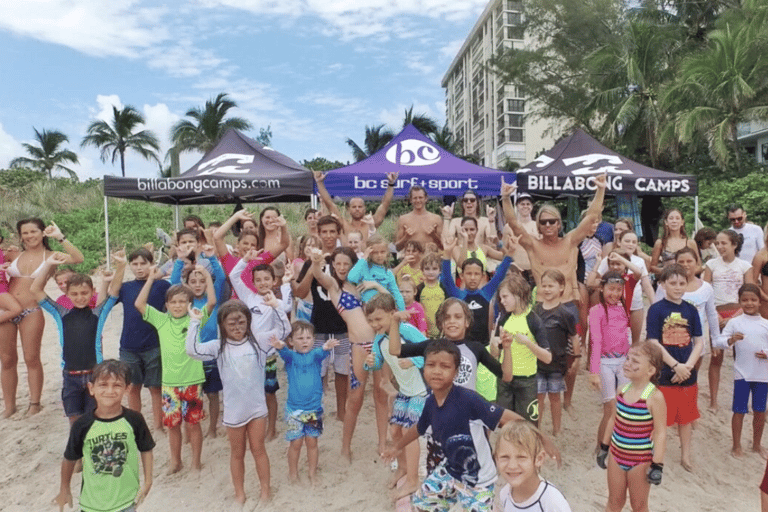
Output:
[597, 341, 668, 512]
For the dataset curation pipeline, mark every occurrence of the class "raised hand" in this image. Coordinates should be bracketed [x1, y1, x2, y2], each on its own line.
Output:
[282, 264, 294, 284]
[201, 244, 216, 258]
[243, 248, 264, 262]
[187, 304, 203, 322]
[392, 310, 410, 323]
[595, 172, 607, 189]
[405, 225, 416, 237]
[275, 215, 287, 228]
[263, 291, 280, 309]
[176, 244, 192, 260]
[386, 171, 399, 184]
[47, 252, 69, 266]
[313, 170, 326, 183]
[235, 209, 254, 222]
[111, 249, 127, 265]
[501, 177, 516, 197]
[486, 205, 496, 219]
[101, 269, 115, 283]
[269, 334, 285, 350]
[309, 247, 324, 264]
[44, 221, 63, 240]
[441, 203, 455, 219]
[362, 213, 375, 228]
[323, 336, 340, 351]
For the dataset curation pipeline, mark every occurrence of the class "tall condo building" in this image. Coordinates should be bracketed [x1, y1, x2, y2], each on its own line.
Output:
[441, 0, 557, 168]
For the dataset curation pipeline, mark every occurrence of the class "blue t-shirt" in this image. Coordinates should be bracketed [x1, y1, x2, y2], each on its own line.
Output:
[417, 385, 504, 487]
[646, 298, 702, 387]
[278, 347, 329, 411]
[171, 255, 226, 344]
[117, 279, 171, 353]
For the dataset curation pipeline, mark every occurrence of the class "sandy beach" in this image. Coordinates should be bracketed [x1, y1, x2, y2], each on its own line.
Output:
[0, 278, 764, 511]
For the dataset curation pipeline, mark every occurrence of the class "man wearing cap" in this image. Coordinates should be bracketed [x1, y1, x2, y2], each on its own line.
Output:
[313, 170, 398, 243]
[726, 203, 764, 264]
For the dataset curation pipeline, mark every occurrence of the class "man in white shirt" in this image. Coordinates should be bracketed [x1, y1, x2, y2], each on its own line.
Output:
[727, 204, 765, 264]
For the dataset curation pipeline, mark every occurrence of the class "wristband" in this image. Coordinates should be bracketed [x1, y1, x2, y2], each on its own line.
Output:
[388, 182, 396, 187]
[600, 443, 609, 451]
[672, 362, 679, 369]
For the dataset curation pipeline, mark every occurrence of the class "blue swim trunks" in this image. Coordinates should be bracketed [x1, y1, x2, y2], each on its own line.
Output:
[285, 408, 323, 441]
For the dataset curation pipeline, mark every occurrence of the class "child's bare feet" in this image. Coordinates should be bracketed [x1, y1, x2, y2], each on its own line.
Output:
[266, 431, 277, 443]
[309, 473, 318, 487]
[234, 492, 246, 505]
[153, 423, 165, 434]
[341, 447, 352, 463]
[335, 412, 344, 422]
[392, 480, 419, 501]
[753, 445, 768, 459]
[27, 403, 41, 416]
[388, 468, 407, 489]
[731, 446, 744, 458]
[708, 402, 718, 412]
[192, 462, 203, 471]
[167, 462, 183, 475]
[259, 488, 271, 503]
[1, 406, 16, 419]
[288, 471, 299, 484]
[681, 457, 694, 471]
[206, 427, 217, 438]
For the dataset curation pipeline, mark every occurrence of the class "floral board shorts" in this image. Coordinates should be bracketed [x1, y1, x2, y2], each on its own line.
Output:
[412, 462, 495, 512]
[285, 408, 323, 441]
[161, 384, 205, 428]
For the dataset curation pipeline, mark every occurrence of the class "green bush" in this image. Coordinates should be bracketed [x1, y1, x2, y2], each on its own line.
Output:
[0, 168, 47, 189]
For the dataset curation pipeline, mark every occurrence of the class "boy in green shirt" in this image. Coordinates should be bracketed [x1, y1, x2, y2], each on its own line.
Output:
[55, 360, 154, 512]
[135, 264, 215, 474]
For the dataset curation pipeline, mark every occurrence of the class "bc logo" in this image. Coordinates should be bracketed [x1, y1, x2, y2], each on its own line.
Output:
[385, 139, 441, 166]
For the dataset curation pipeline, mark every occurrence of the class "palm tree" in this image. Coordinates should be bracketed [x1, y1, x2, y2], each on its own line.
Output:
[345, 124, 395, 162]
[402, 106, 439, 136]
[432, 124, 463, 154]
[9, 128, 79, 179]
[585, 17, 683, 166]
[663, 22, 768, 172]
[81, 106, 160, 177]
[170, 93, 252, 154]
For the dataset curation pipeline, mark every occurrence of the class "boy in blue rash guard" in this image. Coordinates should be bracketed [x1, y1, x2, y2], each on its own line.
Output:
[31, 251, 125, 423]
[170, 243, 227, 438]
[348, 234, 405, 310]
[441, 237, 513, 345]
[270, 321, 338, 485]
[383, 340, 562, 512]
[117, 247, 170, 431]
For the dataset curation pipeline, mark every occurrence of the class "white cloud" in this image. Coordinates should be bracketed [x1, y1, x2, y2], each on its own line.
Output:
[202, 0, 487, 39]
[143, 41, 226, 78]
[440, 39, 464, 60]
[297, 92, 369, 116]
[0, 123, 22, 169]
[94, 95, 123, 122]
[0, 1, 168, 58]
[142, 103, 181, 152]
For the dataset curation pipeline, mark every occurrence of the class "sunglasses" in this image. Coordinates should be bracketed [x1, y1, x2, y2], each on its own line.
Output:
[538, 218, 559, 226]
[462, 197, 477, 203]
[729, 216, 744, 223]
[602, 277, 625, 285]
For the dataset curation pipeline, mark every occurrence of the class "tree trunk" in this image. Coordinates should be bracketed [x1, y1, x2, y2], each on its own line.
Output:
[120, 150, 126, 178]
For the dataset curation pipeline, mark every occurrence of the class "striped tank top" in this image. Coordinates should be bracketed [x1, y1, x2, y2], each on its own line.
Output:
[610, 382, 656, 468]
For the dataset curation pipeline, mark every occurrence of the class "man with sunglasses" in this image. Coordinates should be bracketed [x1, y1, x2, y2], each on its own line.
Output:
[726, 203, 764, 264]
[500, 174, 607, 306]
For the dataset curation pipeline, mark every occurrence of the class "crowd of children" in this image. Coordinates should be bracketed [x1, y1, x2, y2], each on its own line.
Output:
[4, 179, 768, 512]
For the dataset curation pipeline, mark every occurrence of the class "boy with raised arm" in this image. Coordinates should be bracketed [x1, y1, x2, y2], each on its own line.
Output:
[31, 251, 125, 424]
[135, 264, 216, 474]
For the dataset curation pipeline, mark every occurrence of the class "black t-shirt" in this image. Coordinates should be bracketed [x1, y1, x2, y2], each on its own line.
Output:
[533, 303, 576, 374]
[298, 259, 347, 335]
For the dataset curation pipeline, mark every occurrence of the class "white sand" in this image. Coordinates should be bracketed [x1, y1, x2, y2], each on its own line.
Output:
[0, 279, 764, 511]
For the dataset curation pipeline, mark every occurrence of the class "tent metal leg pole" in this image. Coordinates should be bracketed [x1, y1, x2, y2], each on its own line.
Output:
[311, 194, 318, 210]
[174, 204, 180, 230]
[104, 195, 111, 270]
[695, 195, 699, 231]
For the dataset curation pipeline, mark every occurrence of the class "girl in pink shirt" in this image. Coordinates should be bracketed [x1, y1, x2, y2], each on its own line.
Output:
[399, 276, 427, 334]
[589, 271, 631, 450]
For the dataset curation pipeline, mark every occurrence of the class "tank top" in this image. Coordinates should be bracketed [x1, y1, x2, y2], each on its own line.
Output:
[610, 382, 656, 468]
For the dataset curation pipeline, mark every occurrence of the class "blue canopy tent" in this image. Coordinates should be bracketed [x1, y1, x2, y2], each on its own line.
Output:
[319, 124, 509, 199]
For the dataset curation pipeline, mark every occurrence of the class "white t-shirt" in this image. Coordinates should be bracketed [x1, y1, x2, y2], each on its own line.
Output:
[500, 480, 572, 512]
[597, 254, 648, 310]
[732, 223, 765, 264]
[705, 257, 752, 305]
[715, 314, 768, 382]
[655, 281, 719, 355]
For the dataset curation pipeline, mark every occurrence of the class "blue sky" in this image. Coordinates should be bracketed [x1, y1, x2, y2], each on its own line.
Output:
[0, 0, 487, 180]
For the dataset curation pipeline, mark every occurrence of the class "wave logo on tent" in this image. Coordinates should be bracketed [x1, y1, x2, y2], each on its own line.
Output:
[563, 154, 633, 175]
[385, 139, 441, 166]
[196, 153, 255, 175]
